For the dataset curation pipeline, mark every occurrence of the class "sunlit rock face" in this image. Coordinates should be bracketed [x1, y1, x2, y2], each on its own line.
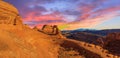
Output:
[0, 1, 59, 58]
[41, 25, 66, 39]
[41, 25, 59, 35]
[0, 0, 21, 25]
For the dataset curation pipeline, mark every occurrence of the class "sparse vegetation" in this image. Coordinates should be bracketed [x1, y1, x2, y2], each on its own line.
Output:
[59, 40, 102, 58]
[58, 47, 84, 58]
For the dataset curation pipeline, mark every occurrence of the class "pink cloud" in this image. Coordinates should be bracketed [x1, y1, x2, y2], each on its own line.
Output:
[22, 11, 66, 28]
[65, 12, 120, 30]
[23, 11, 65, 21]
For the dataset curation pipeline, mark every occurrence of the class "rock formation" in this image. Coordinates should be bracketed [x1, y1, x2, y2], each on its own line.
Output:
[33, 26, 40, 31]
[0, 0, 22, 25]
[41, 25, 58, 35]
[106, 32, 120, 40]
[41, 25, 66, 39]
[103, 33, 120, 56]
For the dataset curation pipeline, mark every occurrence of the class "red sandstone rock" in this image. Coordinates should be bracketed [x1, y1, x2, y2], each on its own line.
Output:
[102, 33, 120, 56]
[41, 25, 66, 39]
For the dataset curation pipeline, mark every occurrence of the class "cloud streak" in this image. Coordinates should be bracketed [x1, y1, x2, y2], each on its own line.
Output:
[4, 0, 120, 30]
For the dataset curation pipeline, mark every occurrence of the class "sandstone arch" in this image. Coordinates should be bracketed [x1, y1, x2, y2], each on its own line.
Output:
[41, 25, 61, 35]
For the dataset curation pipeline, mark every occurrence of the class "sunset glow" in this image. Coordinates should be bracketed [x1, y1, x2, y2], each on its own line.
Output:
[5, 0, 120, 30]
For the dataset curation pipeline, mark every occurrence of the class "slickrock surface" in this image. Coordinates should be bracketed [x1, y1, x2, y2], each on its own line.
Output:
[0, 0, 21, 25]
[0, 0, 59, 58]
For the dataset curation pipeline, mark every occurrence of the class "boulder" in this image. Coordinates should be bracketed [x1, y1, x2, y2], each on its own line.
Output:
[33, 26, 40, 31]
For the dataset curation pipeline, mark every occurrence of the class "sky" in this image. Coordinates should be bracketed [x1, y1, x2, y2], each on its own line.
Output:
[4, 0, 120, 30]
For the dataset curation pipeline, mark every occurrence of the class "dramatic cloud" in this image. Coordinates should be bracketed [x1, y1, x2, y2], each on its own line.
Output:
[65, 12, 120, 30]
[5, 0, 120, 30]
[23, 11, 66, 27]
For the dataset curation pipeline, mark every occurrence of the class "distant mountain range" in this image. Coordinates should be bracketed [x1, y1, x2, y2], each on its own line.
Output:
[62, 29, 120, 36]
